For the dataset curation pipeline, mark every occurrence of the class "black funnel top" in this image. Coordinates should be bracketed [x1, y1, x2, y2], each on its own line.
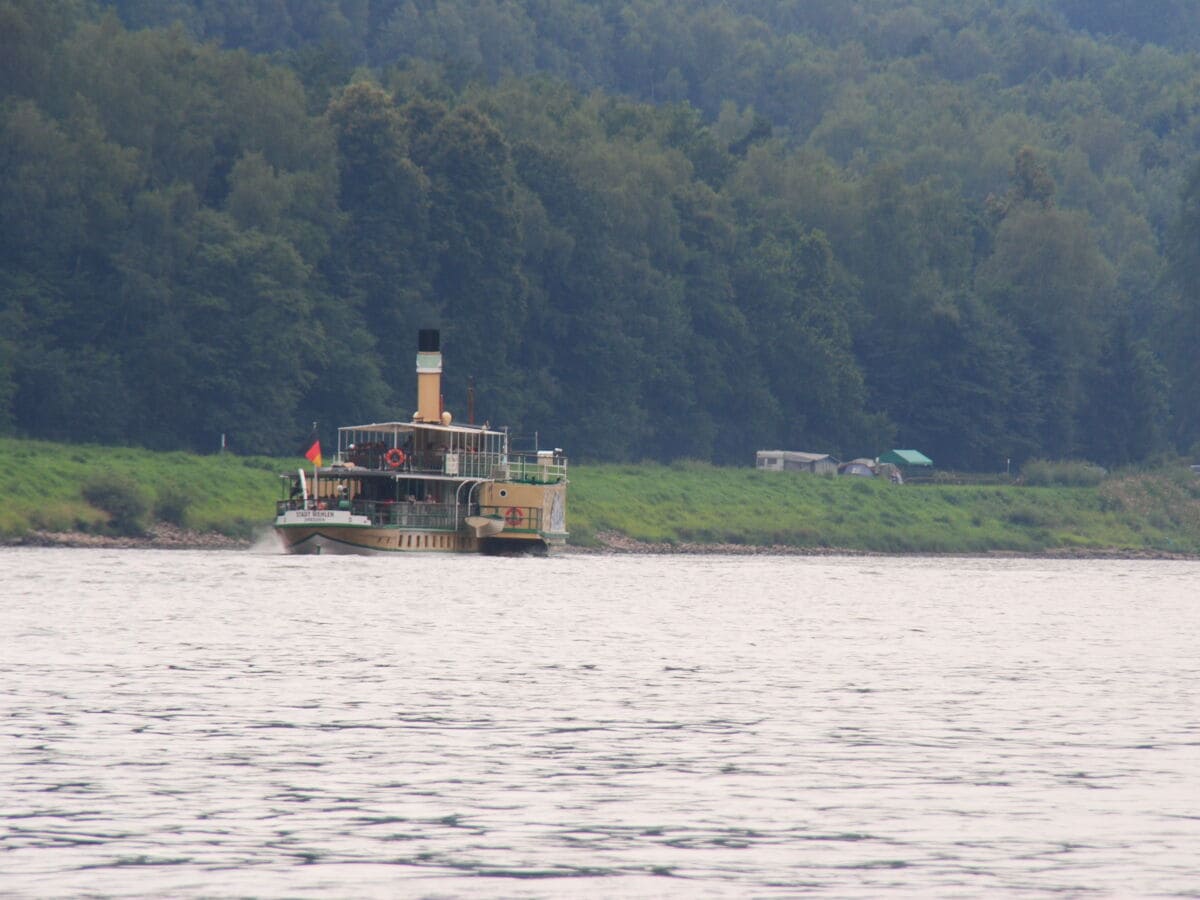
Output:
[418, 329, 440, 352]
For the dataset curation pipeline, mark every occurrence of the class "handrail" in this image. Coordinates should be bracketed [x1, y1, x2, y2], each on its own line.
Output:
[490, 454, 568, 484]
[478, 504, 542, 531]
[277, 498, 548, 533]
[326, 448, 568, 482]
[276, 498, 463, 529]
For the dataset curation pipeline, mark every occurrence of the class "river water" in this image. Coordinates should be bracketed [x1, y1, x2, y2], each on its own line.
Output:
[2, 548, 1198, 898]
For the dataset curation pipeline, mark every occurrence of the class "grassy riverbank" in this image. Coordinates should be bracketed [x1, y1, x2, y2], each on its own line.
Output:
[570, 462, 1200, 556]
[0, 438, 283, 540]
[2, 438, 1199, 555]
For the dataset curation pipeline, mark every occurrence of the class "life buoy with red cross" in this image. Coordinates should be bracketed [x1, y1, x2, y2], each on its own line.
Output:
[504, 506, 524, 527]
[385, 448, 406, 468]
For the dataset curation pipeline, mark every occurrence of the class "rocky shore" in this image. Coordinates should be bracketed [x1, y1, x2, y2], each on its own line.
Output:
[11, 523, 254, 551]
[573, 530, 874, 556]
[5, 526, 1194, 559]
[575, 531, 1197, 560]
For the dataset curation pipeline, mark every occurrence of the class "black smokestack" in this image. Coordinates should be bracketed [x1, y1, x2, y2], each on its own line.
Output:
[418, 329, 440, 352]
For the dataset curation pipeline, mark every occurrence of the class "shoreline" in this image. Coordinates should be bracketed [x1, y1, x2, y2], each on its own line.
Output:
[5, 527, 1195, 560]
[568, 531, 1198, 560]
[9, 524, 255, 551]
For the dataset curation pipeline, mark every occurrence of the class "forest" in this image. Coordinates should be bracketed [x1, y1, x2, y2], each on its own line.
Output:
[2, 0, 1200, 469]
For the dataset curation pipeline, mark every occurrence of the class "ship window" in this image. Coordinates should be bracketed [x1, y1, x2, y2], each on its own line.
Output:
[499, 489, 508, 498]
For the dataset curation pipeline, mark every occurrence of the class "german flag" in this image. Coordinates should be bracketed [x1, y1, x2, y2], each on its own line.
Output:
[302, 425, 322, 467]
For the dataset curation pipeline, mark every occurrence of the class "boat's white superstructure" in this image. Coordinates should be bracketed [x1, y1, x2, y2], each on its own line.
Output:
[274, 330, 567, 555]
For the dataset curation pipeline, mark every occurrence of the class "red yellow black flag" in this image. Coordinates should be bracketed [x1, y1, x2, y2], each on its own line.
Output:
[302, 425, 322, 467]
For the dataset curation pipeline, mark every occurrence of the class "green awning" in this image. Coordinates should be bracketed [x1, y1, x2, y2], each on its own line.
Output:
[879, 449, 933, 467]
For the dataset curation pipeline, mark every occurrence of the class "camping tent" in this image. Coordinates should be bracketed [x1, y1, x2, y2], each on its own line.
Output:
[838, 458, 877, 477]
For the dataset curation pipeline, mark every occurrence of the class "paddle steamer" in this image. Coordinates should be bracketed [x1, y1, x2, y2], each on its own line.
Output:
[274, 330, 567, 554]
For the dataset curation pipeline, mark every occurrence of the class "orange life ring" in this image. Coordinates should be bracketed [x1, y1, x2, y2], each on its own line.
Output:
[385, 448, 406, 468]
[504, 506, 523, 527]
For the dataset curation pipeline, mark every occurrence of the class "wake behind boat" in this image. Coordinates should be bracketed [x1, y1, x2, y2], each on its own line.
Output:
[274, 330, 567, 555]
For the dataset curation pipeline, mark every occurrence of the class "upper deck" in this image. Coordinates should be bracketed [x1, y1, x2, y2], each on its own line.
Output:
[330, 420, 567, 484]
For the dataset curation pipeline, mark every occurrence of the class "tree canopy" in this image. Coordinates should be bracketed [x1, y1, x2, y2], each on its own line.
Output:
[3, 0, 1199, 467]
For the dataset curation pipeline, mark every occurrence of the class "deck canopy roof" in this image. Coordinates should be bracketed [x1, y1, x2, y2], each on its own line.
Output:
[340, 420, 505, 437]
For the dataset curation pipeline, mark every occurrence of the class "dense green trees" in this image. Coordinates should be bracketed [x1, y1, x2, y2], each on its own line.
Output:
[3, 1, 1199, 468]
[1165, 161, 1200, 457]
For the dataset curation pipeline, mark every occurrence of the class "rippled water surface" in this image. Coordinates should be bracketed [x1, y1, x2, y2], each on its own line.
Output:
[2, 549, 1199, 897]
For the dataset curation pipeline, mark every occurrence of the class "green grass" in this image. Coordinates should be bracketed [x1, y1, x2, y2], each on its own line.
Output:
[567, 462, 1200, 555]
[0, 437, 289, 539]
[2, 437, 1199, 554]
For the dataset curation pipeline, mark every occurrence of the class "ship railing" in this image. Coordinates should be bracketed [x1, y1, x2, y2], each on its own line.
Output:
[276, 498, 464, 530]
[479, 504, 543, 532]
[325, 449, 566, 482]
[277, 498, 344, 514]
[492, 453, 568, 484]
[441, 450, 504, 479]
[358, 499, 462, 529]
[331, 449, 512, 479]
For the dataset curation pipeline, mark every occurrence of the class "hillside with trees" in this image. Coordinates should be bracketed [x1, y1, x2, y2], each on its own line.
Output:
[3, 0, 1200, 469]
